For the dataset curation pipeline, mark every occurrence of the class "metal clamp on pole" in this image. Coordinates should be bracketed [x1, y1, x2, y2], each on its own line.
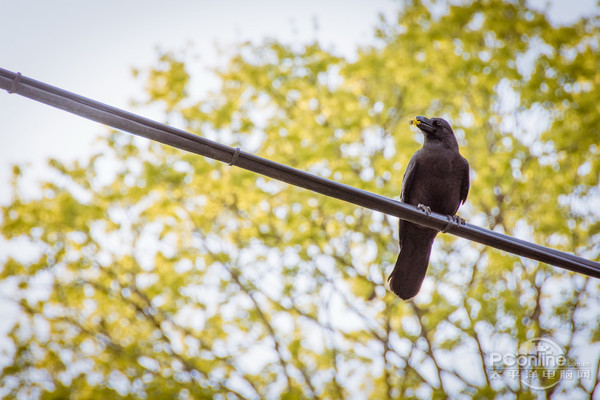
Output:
[7, 72, 21, 94]
[229, 147, 241, 166]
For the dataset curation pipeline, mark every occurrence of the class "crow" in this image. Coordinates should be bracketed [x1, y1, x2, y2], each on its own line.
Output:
[388, 116, 470, 300]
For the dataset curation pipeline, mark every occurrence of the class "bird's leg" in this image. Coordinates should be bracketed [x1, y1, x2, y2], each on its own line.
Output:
[417, 204, 432, 215]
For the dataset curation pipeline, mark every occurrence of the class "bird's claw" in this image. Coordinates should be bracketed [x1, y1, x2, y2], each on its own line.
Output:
[417, 204, 432, 215]
[451, 214, 465, 226]
[441, 214, 466, 233]
[416, 204, 466, 232]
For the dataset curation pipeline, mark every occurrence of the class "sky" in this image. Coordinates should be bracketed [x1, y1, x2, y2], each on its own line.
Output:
[0, 0, 400, 204]
[0, 0, 598, 206]
[0, 0, 599, 393]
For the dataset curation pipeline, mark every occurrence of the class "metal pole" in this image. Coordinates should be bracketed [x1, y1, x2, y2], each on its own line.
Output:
[1, 68, 598, 278]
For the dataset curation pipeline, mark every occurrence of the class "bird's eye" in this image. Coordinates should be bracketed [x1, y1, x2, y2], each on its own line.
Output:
[433, 120, 441, 127]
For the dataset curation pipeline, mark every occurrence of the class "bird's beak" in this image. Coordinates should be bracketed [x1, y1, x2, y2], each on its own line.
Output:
[415, 116, 434, 133]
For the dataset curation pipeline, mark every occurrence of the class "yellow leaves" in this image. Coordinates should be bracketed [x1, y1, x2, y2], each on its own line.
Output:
[2, 2, 599, 398]
[145, 53, 190, 111]
[2, 190, 102, 240]
[349, 276, 376, 300]
[0, 257, 26, 278]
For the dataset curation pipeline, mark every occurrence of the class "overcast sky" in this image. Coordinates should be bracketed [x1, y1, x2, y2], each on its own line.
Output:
[0, 0, 598, 204]
[0, 0, 598, 380]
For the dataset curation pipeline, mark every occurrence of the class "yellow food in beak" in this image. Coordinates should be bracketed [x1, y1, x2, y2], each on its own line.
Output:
[410, 117, 420, 126]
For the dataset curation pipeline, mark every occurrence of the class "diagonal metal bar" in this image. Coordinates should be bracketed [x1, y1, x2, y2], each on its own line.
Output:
[1, 67, 598, 278]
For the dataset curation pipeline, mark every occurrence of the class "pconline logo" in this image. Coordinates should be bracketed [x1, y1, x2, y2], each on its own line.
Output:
[489, 338, 568, 390]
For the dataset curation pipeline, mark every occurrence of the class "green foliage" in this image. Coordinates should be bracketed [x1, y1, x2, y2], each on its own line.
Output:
[2, 1, 599, 398]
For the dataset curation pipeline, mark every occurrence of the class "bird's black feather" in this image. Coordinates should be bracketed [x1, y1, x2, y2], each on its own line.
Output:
[389, 116, 470, 300]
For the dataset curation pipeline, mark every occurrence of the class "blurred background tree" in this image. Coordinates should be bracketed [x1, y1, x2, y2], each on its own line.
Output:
[1, 0, 599, 398]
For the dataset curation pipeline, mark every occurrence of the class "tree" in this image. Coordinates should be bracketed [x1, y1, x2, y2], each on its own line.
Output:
[1, 1, 599, 398]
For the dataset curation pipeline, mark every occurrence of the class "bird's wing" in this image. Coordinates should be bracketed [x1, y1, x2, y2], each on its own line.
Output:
[400, 152, 419, 204]
[399, 154, 419, 247]
[459, 157, 470, 205]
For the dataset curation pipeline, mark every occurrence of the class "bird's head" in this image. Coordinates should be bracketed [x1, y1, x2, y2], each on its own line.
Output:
[411, 116, 458, 148]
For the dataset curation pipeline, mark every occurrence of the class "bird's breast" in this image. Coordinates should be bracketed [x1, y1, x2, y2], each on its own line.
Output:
[411, 151, 465, 215]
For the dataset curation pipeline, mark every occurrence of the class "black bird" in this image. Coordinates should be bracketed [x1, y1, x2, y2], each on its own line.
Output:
[388, 116, 470, 300]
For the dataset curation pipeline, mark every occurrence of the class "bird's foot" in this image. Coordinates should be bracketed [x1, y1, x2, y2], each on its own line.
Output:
[441, 214, 465, 233]
[417, 204, 432, 215]
[452, 214, 466, 226]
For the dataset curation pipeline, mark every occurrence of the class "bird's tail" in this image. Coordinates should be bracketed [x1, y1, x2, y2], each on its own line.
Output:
[388, 228, 437, 300]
